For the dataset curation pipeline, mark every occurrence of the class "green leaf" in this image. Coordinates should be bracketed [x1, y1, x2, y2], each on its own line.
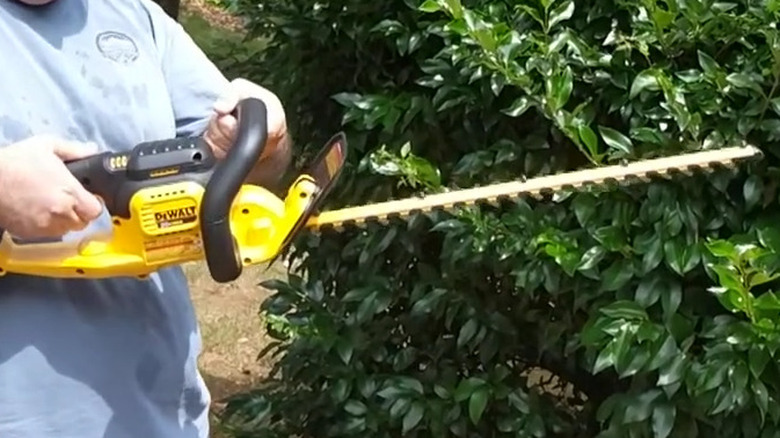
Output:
[599, 126, 634, 155]
[389, 397, 412, 419]
[548, 0, 574, 29]
[578, 124, 599, 158]
[457, 318, 479, 347]
[336, 339, 354, 365]
[706, 239, 738, 260]
[651, 403, 676, 438]
[726, 73, 761, 92]
[624, 389, 662, 423]
[573, 193, 597, 227]
[709, 264, 744, 292]
[661, 280, 682, 320]
[601, 258, 634, 291]
[548, 67, 574, 110]
[593, 342, 615, 374]
[579, 245, 606, 271]
[744, 175, 764, 210]
[469, 387, 489, 424]
[758, 225, 780, 253]
[647, 334, 677, 371]
[630, 70, 660, 98]
[594, 225, 627, 252]
[636, 274, 663, 308]
[600, 300, 648, 320]
[418, 0, 441, 12]
[658, 354, 686, 386]
[395, 377, 424, 395]
[752, 378, 769, 425]
[345, 399, 368, 416]
[754, 291, 780, 311]
[402, 401, 425, 433]
[698, 50, 720, 75]
[454, 377, 485, 402]
[643, 238, 664, 274]
[664, 239, 701, 275]
[502, 96, 532, 117]
[749, 346, 770, 378]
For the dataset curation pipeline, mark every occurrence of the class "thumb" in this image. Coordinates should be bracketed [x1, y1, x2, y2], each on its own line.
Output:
[51, 139, 100, 161]
[71, 187, 104, 222]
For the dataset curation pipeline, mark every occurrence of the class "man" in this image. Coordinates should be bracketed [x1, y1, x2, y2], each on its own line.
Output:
[0, 0, 291, 437]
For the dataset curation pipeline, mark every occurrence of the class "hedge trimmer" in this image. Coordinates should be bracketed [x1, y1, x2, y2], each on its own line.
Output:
[0, 97, 762, 283]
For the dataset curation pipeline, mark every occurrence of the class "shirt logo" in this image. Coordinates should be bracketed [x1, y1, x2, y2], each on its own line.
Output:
[95, 31, 139, 64]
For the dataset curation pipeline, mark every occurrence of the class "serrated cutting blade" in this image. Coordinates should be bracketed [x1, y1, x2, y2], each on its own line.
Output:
[304, 145, 762, 231]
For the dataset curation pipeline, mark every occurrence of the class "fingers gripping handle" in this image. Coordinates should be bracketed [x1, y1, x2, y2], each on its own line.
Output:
[201, 97, 269, 283]
[65, 152, 114, 209]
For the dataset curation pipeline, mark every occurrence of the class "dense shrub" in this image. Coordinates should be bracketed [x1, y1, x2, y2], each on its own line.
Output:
[216, 0, 780, 436]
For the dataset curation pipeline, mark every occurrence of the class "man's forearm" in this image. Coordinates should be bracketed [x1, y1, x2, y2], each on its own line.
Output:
[245, 133, 293, 192]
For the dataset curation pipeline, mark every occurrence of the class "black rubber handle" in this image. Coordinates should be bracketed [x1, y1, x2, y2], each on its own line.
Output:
[65, 151, 115, 209]
[201, 97, 269, 283]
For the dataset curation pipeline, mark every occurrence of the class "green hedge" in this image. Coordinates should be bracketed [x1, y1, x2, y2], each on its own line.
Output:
[218, 0, 780, 436]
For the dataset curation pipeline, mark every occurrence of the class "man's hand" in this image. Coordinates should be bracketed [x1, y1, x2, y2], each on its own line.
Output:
[204, 78, 292, 189]
[0, 136, 103, 239]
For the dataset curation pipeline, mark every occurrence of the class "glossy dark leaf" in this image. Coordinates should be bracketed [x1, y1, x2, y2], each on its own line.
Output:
[636, 274, 663, 308]
[664, 239, 701, 276]
[344, 399, 368, 416]
[744, 175, 764, 210]
[749, 346, 770, 378]
[624, 390, 662, 423]
[698, 50, 720, 75]
[601, 259, 635, 291]
[757, 225, 780, 253]
[548, 0, 574, 28]
[457, 318, 479, 347]
[651, 403, 676, 438]
[578, 124, 600, 158]
[579, 245, 607, 271]
[661, 280, 683, 321]
[601, 300, 648, 321]
[469, 387, 490, 424]
[573, 193, 597, 227]
[454, 377, 485, 402]
[630, 69, 660, 98]
[402, 401, 425, 433]
[599, 126, 634, 155]
[502, 96, 532, 117]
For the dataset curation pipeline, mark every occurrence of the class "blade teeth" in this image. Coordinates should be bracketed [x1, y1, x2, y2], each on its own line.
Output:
[625, 173, 650, 184]
[539, 187, 555, 197]
[304, 146, 761, 233]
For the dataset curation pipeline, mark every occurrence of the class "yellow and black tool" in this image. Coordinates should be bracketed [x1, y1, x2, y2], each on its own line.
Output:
[0, 96, 764, 283]
[0, 97, 347, 283]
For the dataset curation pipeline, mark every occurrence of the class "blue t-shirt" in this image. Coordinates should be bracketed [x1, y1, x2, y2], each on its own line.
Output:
[0, 1, 230, 437]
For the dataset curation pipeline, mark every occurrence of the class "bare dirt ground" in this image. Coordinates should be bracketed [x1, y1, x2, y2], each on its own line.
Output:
[182, 0, 245, 31]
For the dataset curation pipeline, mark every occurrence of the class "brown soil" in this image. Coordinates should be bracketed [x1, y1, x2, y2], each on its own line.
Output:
[181, 0, 245, 31]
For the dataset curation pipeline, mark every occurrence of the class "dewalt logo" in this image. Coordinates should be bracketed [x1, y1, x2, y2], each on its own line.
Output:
[154, 206, 197, 228]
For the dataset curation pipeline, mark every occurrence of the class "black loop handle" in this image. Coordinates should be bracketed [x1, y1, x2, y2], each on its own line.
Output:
[201, 97, 269, 283]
